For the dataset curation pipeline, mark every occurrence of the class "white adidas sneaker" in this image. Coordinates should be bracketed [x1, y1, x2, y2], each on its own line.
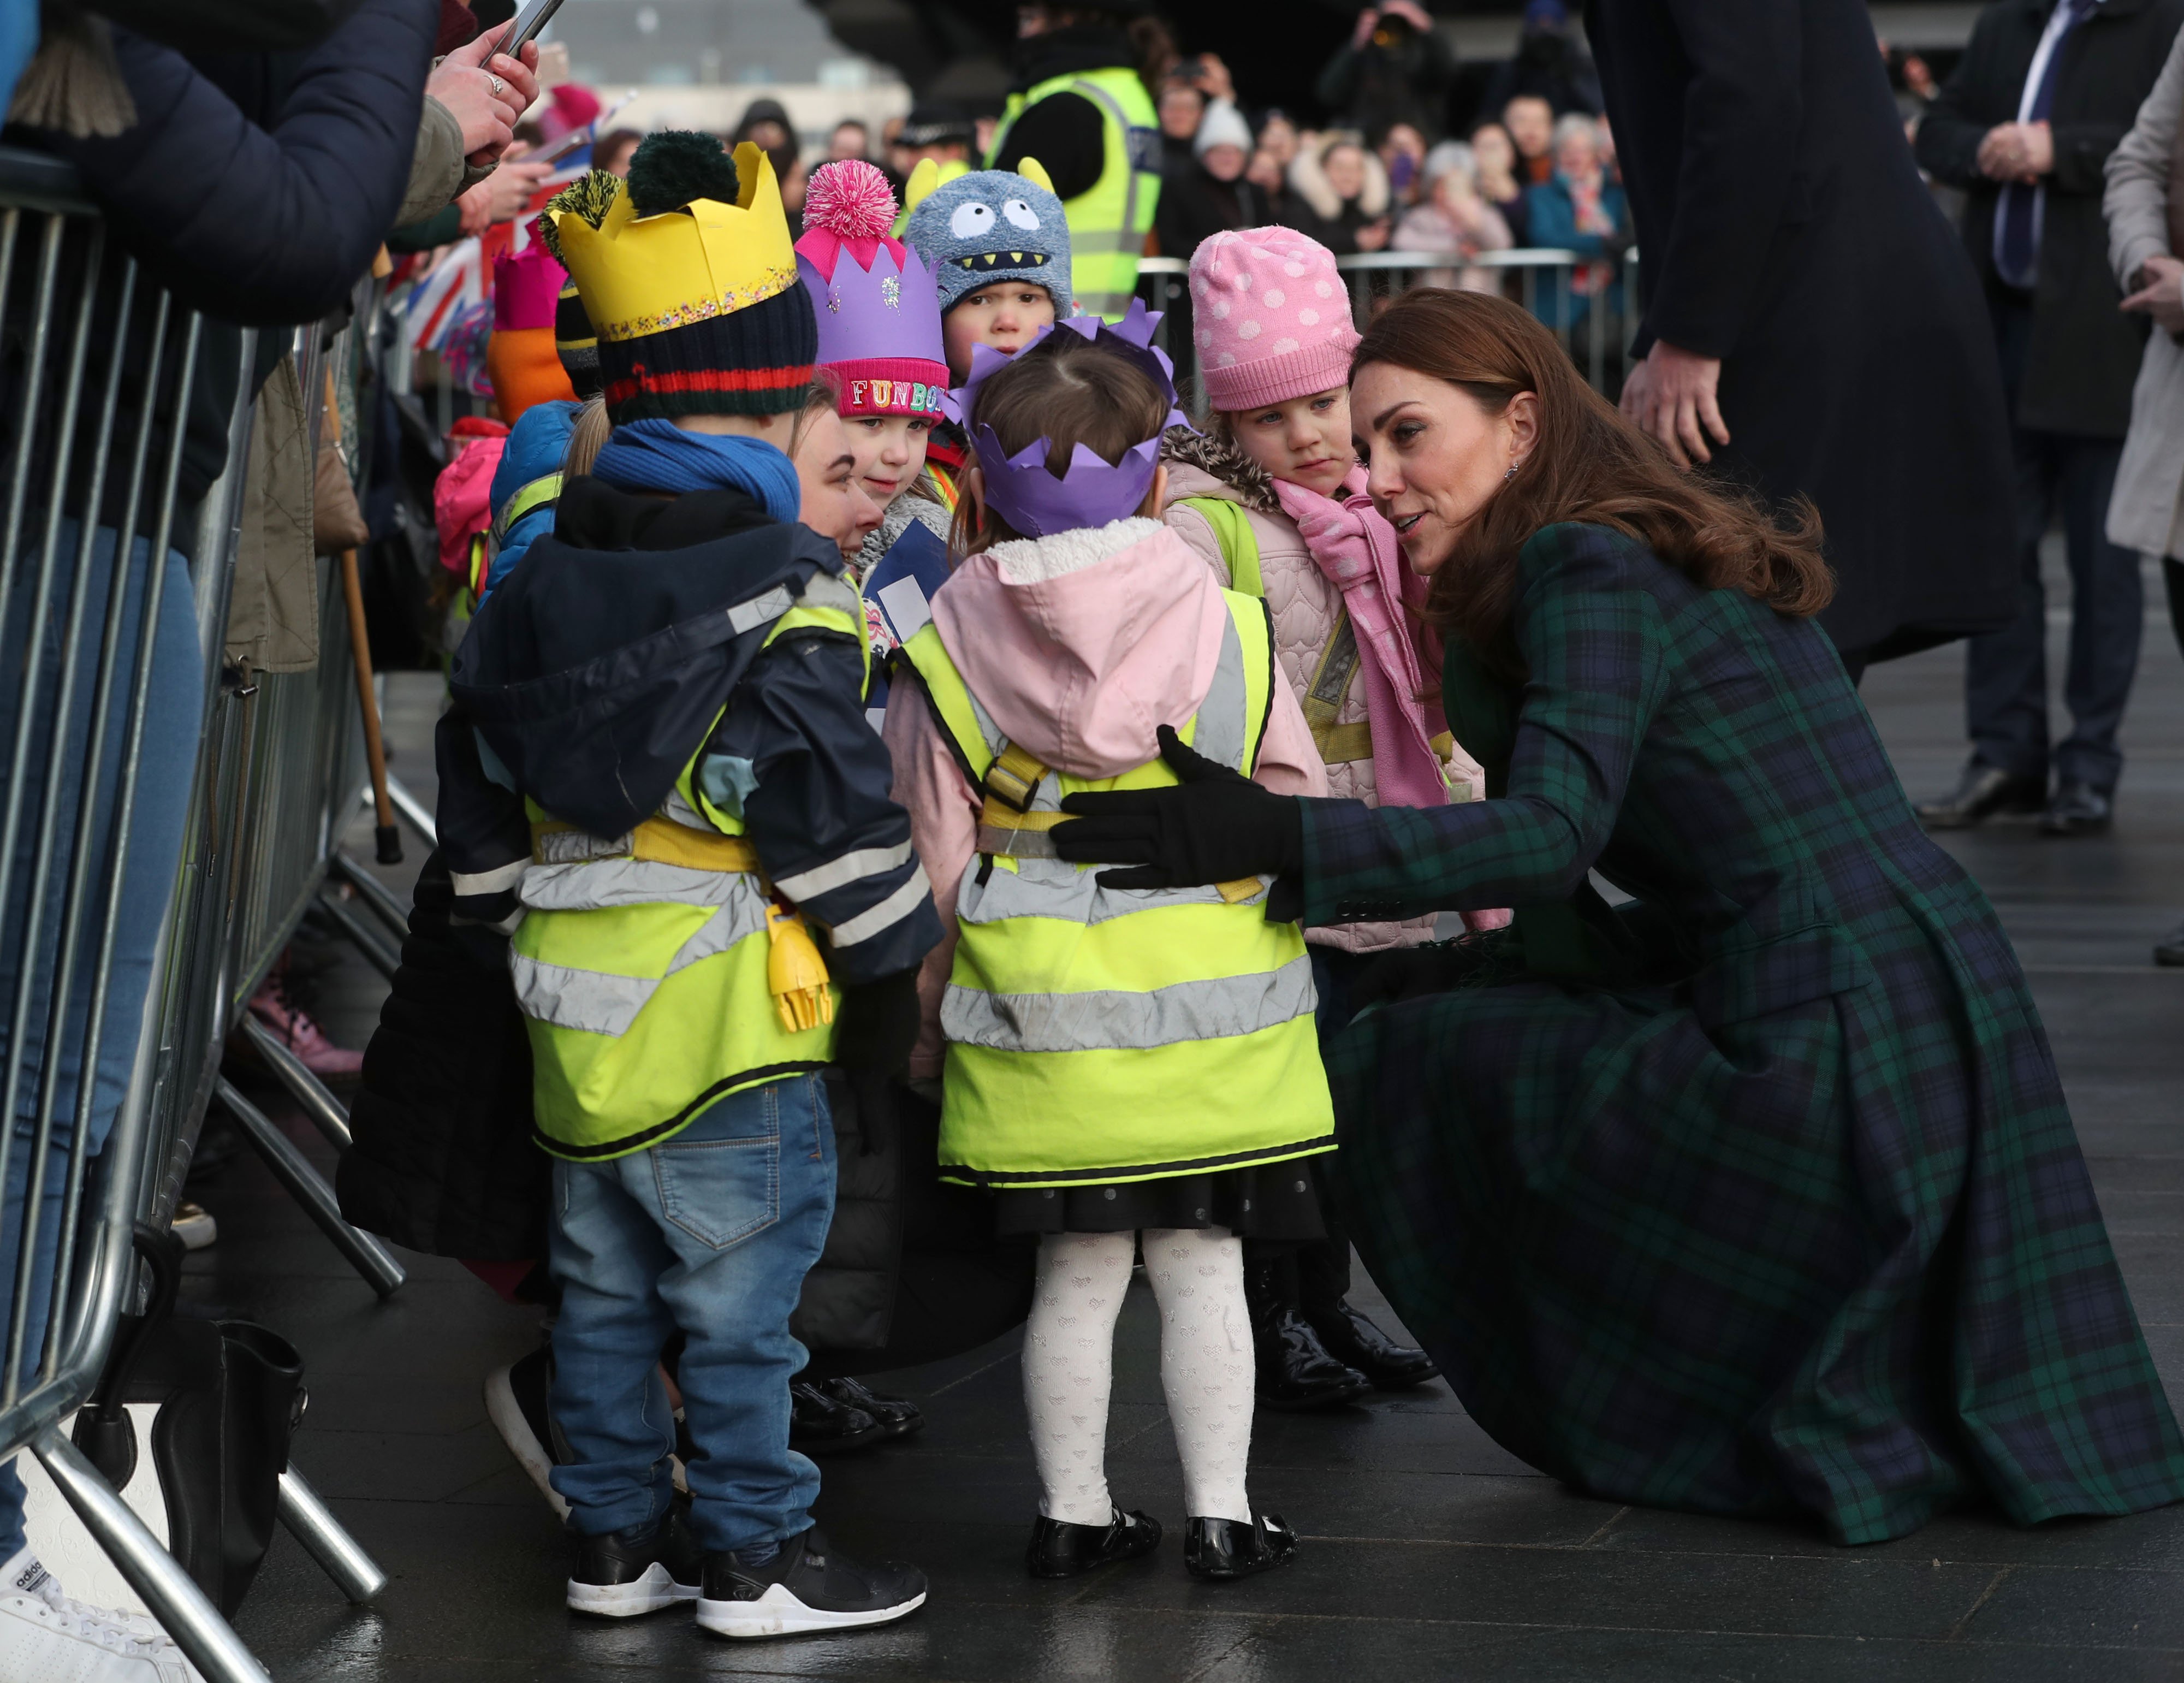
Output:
[0, 1547, 204, 1681]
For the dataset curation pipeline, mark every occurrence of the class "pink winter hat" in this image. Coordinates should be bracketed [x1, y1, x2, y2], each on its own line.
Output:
[1191, 227, 1359, 411]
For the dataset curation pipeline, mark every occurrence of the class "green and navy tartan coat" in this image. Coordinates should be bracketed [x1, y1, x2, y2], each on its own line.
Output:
[1306, 522, 2184, 1545]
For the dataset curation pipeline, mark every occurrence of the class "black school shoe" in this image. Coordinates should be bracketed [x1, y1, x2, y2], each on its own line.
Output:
[820, 1376, 924, 1441]
[1185, 1513, 1298, 1583]
[566, 1501, 702, 1617]
[696, 1524, 927, 1639]
[1025, 1508, 1162, 1579]
[1308, 1301, 1440, 1390]
[788, 1379, 890, 1454]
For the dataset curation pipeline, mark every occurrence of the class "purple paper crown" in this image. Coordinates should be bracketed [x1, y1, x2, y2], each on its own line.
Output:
[948, 299, 1191, 538]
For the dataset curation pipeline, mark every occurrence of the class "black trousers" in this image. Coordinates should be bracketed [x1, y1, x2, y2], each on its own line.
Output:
[1967, 294, 2144, 794]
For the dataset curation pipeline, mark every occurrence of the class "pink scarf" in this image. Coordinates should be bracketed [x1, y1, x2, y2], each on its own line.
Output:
[1273, 469, 1453, 813]
[1273, 469, 1513, 935]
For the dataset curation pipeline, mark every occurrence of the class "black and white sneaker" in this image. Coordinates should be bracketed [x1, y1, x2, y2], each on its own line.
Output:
[566, 1503, 702, 1617]
[696, 1524, 925, 1639]
[485, 1347, 571, 1519]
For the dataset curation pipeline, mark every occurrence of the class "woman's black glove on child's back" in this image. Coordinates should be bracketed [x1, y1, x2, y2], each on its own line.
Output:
[1054, 725, 1303, 890]
[832, 967, 923, 1157]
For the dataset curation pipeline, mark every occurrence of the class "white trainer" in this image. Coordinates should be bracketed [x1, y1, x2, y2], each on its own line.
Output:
[0, 1548, 204, 1681]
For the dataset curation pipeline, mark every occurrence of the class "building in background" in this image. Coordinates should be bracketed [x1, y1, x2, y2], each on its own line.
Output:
[545, 0, 909, 146]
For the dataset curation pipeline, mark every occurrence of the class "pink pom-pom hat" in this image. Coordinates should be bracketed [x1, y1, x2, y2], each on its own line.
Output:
[1189, 226, 1361, 413]
[794, 159, 949, 419]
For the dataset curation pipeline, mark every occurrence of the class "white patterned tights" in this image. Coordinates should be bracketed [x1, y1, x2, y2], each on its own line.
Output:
[1021, 1227, 1254, 1526]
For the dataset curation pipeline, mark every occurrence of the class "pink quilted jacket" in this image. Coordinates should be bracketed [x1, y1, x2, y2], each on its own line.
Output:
[1162, 434, 1488, 954]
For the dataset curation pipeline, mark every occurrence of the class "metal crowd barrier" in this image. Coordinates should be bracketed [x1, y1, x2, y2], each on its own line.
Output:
[0, 145, 399, 1682]
[1138, 245, 1641, 403]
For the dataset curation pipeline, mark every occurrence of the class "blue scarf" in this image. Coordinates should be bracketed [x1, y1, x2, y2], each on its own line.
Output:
[590, 418, 802, 523]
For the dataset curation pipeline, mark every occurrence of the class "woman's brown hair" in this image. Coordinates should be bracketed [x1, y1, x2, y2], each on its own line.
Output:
[1351, 289, 1832, 669]
[953, 328, 1172, 554]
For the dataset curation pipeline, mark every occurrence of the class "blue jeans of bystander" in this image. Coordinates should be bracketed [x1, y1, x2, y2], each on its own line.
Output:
[0, 528, 203, 1557]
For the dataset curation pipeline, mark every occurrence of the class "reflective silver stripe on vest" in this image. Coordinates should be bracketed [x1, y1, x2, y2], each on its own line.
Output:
[1068, 75, 1149, 246]
[941, 952, 1315, 1053]
[520, 859, 757, 914]
[731, 584, 795, 636]
[957, 855, 1265, 927]
[535, 827, 637, 865]
[509, 876, 773, 1036]
[660, 785, 709, 829]
[1194, 613, 1249, 769]
[792, 571, 862, 619]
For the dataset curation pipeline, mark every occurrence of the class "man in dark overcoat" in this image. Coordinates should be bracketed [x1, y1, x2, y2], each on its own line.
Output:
[1913, 0, 2184, 834]
[1590, 0, 2018, 675]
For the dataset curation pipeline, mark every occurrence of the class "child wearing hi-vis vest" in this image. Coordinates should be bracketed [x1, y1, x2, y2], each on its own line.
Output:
[882, 303, 1336, 1584]
[441, 134, 939, 1641]
[1160, 227, 1510, 1412]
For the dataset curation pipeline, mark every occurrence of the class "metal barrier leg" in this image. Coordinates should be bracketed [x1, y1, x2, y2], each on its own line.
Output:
[378, 773, 436, 848]
[329, 849, 412, 944]
[217, 1080, 405, 1298]
[276, 1463, 387, 1603]
[236, 1014, 357, 1151]
[31, 1426, 269, 1681]
[313, 886, 399, 982]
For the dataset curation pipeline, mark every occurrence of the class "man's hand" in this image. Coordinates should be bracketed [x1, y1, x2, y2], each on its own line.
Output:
[431, 27, 543, 168]
[2123, 253, 2184, 334]
[456, 158, 552, 236]
[1619, 340, 1729, 469]
[1977, 120, 2051, 185]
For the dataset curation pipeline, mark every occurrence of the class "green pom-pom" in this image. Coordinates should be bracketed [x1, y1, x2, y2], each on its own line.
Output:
[537, 170, 621, 265]
[626, 131, 740, 218]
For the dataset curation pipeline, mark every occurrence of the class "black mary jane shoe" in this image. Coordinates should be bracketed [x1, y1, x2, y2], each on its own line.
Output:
[1184, 1513, 1298, 1583]
[1308, 1300, 1440, 1391]
[787, 1379, 888, 1455]
[1025, 1508, 1162, 1579]
[819, 1376, 924, 1441]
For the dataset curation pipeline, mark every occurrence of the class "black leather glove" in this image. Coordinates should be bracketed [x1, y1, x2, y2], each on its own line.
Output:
[1052, 725, 1304, 891]
[831, 967, 921, 1157]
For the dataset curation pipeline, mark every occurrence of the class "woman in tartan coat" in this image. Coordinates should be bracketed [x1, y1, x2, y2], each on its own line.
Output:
[1054, 289, 2184, 1546]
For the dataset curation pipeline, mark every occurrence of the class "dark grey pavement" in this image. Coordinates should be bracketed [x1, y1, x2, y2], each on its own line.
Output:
[199, 553, 2184, 1681]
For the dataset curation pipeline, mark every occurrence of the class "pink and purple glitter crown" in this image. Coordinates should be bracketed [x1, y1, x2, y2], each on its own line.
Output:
[949, 299, 1190, 537]
[793, 161, 949, 418]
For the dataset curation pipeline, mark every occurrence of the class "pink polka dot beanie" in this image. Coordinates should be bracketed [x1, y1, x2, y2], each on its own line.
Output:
[1190, 226, 1360, 412]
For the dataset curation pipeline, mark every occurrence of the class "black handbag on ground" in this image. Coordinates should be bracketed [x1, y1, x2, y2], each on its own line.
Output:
[72, 1226, 306, 1616]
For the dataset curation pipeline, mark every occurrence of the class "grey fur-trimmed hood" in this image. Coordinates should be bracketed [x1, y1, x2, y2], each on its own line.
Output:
[1160, 425, 1284, 516]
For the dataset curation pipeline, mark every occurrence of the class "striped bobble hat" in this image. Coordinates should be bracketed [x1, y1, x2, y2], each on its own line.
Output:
[542, 133, 816, 423]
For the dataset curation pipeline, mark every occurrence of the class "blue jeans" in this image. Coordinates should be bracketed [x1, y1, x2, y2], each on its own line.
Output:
[547, 1074, 835, 1554]
[0, 528, 203, 1558]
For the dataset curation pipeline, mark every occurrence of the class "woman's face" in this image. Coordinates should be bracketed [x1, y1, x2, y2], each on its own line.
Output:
[1324, 144, 1367, 202]
[1227, 387, 1355, 499]
[794, 407, 884, 560]
[1470, 125, 1514, 180]
[1260, 115, 1299, 164]
[942, 284, 1059, 380]
[1556, 128, 1600, 181]
[1202, 142, 1247, 183]
[1432, 166, 1478, 214]
[1350, 362, 1538, 575]
[846, 413, 933, 508]
[745, 119, 791, 153]
[1159, 85, 1206, 140]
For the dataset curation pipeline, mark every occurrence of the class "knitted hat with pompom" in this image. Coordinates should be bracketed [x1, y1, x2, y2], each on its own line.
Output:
[793, 161, 949, 419]
[1189, 226, 1359, 413]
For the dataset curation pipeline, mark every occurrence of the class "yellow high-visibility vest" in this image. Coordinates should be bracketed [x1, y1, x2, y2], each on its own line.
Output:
[898, 589, 1336, 1188]
[992, 64, 1161, 322]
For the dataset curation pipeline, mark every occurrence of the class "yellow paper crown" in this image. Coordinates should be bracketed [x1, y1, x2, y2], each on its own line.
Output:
[550, 142, 799, 346]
